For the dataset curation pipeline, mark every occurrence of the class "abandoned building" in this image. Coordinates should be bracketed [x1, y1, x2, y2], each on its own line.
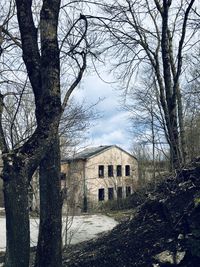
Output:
[61, 145, 138, 212]
[0, 145, 139, 212]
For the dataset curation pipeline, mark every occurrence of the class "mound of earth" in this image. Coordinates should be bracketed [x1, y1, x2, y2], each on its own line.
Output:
[63, 158, 200, 267]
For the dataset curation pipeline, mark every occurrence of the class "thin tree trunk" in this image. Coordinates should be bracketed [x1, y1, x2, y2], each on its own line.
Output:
[169, 106, 182, 169]
[177, 86, 187, 164]
[35, 135, 62, 267]
[150, 103, 156, 185]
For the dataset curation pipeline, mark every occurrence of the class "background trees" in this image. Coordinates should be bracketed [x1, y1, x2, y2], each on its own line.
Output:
[125, 71, 169, 182]
[0, 0, 199, 266]
[88, 0, 199, 169]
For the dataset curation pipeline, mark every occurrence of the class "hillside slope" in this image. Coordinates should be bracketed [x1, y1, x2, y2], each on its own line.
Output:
[63, 158, 200, 267]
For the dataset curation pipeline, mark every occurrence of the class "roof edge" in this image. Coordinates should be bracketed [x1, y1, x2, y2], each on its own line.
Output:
[61, 145, 137, 162]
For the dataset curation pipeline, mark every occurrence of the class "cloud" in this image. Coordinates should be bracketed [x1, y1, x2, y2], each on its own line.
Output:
[91, 130, 125, 145]
[91, 111, 130, 134]
[73, 75, 118, 108]
[88, 111, 132, 151]
[71, 73, 133, 152]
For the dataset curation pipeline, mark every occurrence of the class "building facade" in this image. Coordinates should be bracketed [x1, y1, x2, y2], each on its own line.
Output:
[61, 145, 138, 212]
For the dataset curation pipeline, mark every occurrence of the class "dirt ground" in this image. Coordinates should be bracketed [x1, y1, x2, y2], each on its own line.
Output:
[62, 158, 200, 267]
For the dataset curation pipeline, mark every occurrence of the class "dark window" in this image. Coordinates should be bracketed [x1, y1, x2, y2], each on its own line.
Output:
[61, 188, 68, 200]
[117, 165, 122, 176]
[117, 187, 123, 199]
[126, 186, 131, 197]
[98, 165, 104, 178]
[98, 188, 105, 201]
[108, 188, 114, 200]
[125, 165, 130, 176]
[60, 172, 66, 180]
[108, 165, 113, 177]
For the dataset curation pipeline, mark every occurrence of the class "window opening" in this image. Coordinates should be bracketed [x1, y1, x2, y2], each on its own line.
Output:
[125, 165, 130, 176]
[98, 188, 105, 201]
[108, 165, 113, 177]
[108, 187, 114, 200]
[117, 165, 122, 176]
[126, 186, 131, 197]
[98, 165, 104, 178]
[60, 172, 66, 180]
[117, 187, 123, 199]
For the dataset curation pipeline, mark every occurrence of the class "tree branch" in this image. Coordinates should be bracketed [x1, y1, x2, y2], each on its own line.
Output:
[0, 93, 9, 153]
[174, 0, 196, 87]
[62, 52, 87, 111]
[15, 0, 41, 99]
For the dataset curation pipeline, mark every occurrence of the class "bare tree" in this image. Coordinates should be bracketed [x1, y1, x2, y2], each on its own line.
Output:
[60, 99, 99, 158]
[0, 1, 90, 266]
[35, 7, 90, 266]
[184, 46, 200, 160]
[87, 0, 198, 169]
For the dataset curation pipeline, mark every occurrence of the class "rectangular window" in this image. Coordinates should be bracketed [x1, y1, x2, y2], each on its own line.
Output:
[60, 172, 66, 180]
[117, 187, 123, 199]
[62, 188, 68, 200]
[116, 165, 122, 176]
[108, 188, 114, 200]
[98, 188, 105, 201]
[98, 165, 104, 178]
[108, 165, 113, 177]
[126, 186, 131, 197]
[125, 165, 130, 176]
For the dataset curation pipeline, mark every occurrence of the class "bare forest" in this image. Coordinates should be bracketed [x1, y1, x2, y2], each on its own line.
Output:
[0, 1, 199, 267]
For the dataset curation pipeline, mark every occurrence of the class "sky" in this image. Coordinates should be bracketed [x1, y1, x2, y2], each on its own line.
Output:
[71, 72, 133, 152]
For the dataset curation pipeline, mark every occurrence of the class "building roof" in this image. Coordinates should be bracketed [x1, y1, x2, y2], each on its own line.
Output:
[62, 145, 137, 162]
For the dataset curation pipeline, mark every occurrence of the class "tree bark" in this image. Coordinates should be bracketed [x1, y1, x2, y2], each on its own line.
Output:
[35, 136, 62, 267]
[2, 0, 62, 264]
[177, 86, 187, 164]
[161, 0, 182, 169]
[3, 158, 30, 267]
[1, 0, 87, 266]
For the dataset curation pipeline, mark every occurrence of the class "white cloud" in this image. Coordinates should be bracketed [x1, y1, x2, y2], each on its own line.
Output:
[88, 111, 132, 151]
[91, 111, 130, 134]
[71, 73, 133, 151]
[91, 130, 126, 146]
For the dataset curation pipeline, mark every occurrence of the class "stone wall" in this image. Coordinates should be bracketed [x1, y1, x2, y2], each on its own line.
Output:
[62, 146, 138, 212]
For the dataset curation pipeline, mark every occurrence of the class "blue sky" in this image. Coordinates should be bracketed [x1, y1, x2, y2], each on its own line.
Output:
[72, 73, 133, 152]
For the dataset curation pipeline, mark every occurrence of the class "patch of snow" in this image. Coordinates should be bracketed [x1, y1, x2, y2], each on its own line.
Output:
[0, 214, 118, 251]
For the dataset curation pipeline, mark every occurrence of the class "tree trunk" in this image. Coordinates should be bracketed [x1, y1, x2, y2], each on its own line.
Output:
[177, 86, 187, 164]
[168, 105, 182, 170]
[161, 1, 182, 170]
[3, 161, 30, 267]
[1, 1, 62, 266]
[35, 135, 62, 267]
